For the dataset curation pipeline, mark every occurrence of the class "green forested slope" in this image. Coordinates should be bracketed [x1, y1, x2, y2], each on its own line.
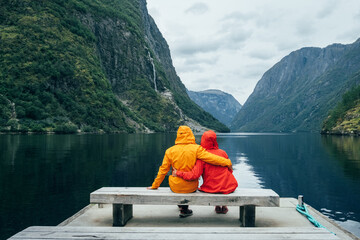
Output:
[0, 0, 228, 133]
[0, 0, 138, 132]
[322, 74, 360, 135]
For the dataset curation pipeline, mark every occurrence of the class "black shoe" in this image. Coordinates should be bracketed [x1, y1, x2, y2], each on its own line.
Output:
[215, 206, 222, 214]
[179, 209, 193, 218]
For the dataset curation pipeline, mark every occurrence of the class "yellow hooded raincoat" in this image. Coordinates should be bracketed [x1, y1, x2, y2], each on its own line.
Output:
[151, 126, 232, 193]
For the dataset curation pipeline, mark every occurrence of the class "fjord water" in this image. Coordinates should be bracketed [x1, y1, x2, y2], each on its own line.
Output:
[1, 133, 359, 239]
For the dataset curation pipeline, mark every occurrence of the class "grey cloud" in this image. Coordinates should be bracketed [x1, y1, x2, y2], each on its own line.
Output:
[173, 39, 221, 56]
[173, 31, 250, 58]
[220, 25, 252, 50]
[242, 64, 270, 79]
[185, 2, 209, 15]
[184, 56, 219, 66]
[148, 7, 160, 19]
[276, 40, 299, 52]
[248, 49, 275, 60]
[225, 30, 252, 46]
[221, 11, 255, 22]
[355, 10, 360, 20]
[337, 26, 360, 42]
[317, 0, 337, 19]
[187, 80, 210, 91]
[173, 12, 253, 57]
[177, 56, 219, 75]
[255, 15, 277, 28]
[296, 20, 316, 36]
[222, 11, 272, 29]
[175, 63, 203, 74]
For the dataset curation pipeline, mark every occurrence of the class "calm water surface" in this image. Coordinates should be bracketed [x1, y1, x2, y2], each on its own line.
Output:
[0, 133, 359, 239]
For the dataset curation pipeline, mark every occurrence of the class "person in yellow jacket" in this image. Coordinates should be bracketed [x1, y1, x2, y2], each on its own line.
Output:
[147, 125, 233, 218]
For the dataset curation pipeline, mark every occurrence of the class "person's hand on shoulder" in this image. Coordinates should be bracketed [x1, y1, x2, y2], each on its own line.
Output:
[227, 164, 233, 172]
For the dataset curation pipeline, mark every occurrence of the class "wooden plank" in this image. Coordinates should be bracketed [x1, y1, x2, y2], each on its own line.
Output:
[12, 226, 336, 233]
[9, 233, 339, 239]
[89, 187, 280, 227]
[90, 187, 280, 207]
[9, 226, 339, 239]
[92, 187, 279, 197]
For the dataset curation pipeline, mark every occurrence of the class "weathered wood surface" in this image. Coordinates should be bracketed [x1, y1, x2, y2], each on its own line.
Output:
[90, 187, 280, 207]
[9, 226, 339, 239]
[90, 187, 280, 227]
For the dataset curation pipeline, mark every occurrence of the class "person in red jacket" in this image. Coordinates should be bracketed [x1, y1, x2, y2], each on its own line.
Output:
[172, 130, 238, 214]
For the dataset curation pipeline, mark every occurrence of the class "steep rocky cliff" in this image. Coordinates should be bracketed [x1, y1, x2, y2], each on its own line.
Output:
[231, 38, 360, 132]
[188, 89, 242, 126]
[0, 0, 228, 133]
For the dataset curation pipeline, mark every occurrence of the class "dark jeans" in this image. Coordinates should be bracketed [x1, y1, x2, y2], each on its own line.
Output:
[171, 188, 195, 211]
[178, 205, 188, 210]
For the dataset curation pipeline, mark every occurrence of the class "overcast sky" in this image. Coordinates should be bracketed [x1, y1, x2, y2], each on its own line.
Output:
[147, 0, 360, 104]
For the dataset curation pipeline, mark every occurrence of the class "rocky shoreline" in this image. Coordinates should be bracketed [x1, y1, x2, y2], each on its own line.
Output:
[321, 130, 360, 137]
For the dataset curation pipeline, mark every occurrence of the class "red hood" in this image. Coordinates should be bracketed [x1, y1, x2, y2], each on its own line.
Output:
[201, 130, 218, 150]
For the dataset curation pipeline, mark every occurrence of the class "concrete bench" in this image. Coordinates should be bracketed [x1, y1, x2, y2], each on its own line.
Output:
[90, 187, 280, 227]
[9, 226, 339, 239]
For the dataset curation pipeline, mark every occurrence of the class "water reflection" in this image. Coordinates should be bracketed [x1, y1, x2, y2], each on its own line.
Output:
[321, 135, 360, 180]
[217, 133, 360, 237]
[320, 135, 360, 235]
[0, 135, 20, 166]
[0, 133, 176, 239]
[1, 133, 360, 239]
[232, 153, 264, 188]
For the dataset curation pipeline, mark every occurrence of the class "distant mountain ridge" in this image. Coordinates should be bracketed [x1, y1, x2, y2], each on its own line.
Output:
[231, 38, 360, 132]
[188, 89, 242, 126]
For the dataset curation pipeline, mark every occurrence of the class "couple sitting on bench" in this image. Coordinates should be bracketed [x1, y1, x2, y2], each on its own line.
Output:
[147, 126, 238, 218]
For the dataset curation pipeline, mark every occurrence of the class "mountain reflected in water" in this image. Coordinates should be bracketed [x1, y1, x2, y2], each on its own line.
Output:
[321, 135, 360, 181]
[232, 153, 264, 189]
[217, 133, 360, 237]
[0, 133, 359, 238]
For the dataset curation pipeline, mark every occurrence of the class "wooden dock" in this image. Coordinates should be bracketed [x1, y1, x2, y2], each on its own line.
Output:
[8, 192, 358, 239]
[9, 226, 339, 239]
[90, 187, 279, 227]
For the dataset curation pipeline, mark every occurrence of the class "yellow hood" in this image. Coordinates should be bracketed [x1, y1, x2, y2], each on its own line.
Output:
[151, 125, 232, 193]
[175, 126, 195, 145]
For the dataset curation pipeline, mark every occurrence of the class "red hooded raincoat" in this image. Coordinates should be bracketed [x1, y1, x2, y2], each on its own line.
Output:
[176, 130, 238, 194]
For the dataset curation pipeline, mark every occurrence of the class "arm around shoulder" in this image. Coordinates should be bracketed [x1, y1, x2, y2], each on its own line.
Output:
[196, 146, 232, 167]
[176, 160, 204, 181]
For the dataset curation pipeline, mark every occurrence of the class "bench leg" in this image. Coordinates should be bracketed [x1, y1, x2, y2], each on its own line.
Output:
[239, 205, 256, 227]
[113, 204, 133, 226]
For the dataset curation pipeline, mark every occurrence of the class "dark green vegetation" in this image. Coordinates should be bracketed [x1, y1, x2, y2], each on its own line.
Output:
[231, 39, 360, 132]
[322, 77, 360, 135]
[0, 0, 228, 133]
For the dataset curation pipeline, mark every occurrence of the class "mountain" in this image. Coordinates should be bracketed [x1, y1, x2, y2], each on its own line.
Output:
[0, 0, 229, 133]
[187, 89, 242, 126]
[322, 81, 360, 135]
[231, 38, 360, 132]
